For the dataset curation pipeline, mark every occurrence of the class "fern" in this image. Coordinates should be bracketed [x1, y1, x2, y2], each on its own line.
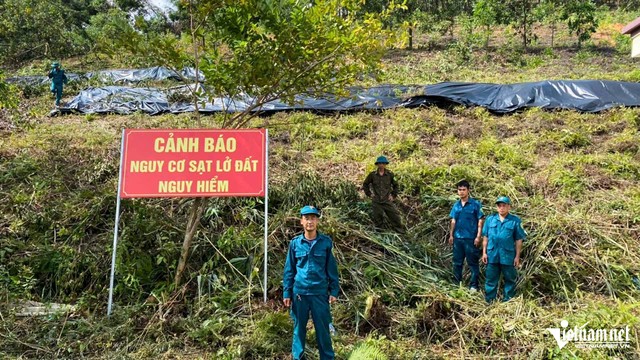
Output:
[348, 342, 388, 360]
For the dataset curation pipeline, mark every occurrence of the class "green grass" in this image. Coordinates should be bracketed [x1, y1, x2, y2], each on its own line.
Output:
[3, 12, 640, 359]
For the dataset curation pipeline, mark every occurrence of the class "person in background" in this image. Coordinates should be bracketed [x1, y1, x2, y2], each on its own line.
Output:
[362, 155, 405, 233]
[48, 62, 68, 107]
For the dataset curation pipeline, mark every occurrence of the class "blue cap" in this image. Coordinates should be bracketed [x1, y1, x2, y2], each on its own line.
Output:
[300, 205, 320, 216]
[375, 155, 389, 164]
[495, 196, 511, 205]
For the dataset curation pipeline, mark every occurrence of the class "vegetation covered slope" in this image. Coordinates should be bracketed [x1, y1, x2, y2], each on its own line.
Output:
[2, 14, 640, 360]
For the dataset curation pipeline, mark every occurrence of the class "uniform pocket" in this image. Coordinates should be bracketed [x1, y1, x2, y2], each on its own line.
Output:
[295, 251, 308, 268]
[488, 223, 498, 237]
[312, 252, 326, 264]
[503, 242, 516, 252]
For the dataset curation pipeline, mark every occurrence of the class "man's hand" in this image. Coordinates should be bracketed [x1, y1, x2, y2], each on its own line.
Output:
[283, 298, 291, 307]
[474, 236, 481, 247]
[389, 195, 395, 202]
[481, 253, 488, 264]
[448, 235, 454, 245]
[514, 256, 521, 268]
[329, 296, 337, 304]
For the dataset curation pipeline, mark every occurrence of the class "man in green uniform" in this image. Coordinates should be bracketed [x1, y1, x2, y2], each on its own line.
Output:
[362, 156, 405, 233]
[48, 62, 68, 107]
[283, 205, 339, 360]
[481, 196, 526, 302]
[449, 180, 484, 291]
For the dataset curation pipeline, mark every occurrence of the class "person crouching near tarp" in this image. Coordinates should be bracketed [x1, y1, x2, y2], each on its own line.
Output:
[48, 62, 68, 108]
[283, 205, 339, 360]
[481, 196, 526, 303]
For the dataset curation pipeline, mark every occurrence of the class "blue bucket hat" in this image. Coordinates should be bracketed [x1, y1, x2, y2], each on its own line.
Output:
[375, 155, 389, 164]
[300, 205, 320, 216]
[495, 196, 511, 205]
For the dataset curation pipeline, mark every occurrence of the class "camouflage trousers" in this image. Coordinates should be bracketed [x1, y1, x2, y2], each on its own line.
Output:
[371, 200, 405, 233]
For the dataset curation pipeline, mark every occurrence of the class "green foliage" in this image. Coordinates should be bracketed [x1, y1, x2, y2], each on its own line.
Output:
[86, 9, 137, 63]
[0, 0, 66, 63]
[0, 0, 107, 64]
[349, 340, 388, 360]
[270, 172, 361, 214]
[561, 0, 599, 45]
[241, 312, 293, 357]
[188, 309, 236, 346]
[560, 129, 591, 148]
[473, 0, 504, 48]
[109, 0, 399, 120]
[4, 8, 640, 359]
[0, 70, 18, 109]
[447, 15, 483, 64]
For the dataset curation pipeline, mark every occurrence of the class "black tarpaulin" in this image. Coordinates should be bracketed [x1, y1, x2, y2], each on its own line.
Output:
[43, 79, 640, 116]
[405, 80, 640, 113]
[64, 86, 169, 115]
[10, 66, 640, 115]
[60, 84, 418, 115]
[8, 66, 204, 86]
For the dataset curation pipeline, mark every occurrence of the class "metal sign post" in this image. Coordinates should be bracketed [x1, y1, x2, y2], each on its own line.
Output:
[107, 128, 268, 316]
[107, 129, 126, 317]
[263, 129, 269, 303]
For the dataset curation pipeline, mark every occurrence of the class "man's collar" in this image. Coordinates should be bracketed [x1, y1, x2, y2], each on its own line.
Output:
[457, 197, 472, 206]
[298, 232, 323, 242]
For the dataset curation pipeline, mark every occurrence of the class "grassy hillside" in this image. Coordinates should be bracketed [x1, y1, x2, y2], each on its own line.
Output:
[2, 23, 640, 360]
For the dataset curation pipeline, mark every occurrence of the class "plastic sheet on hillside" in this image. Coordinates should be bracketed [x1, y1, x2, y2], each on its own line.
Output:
[60, 84, 419, 115]
[8, 66, 204, 86]
[64, 86, 169, 115]
[84, 66, 204, 83]
[55, 80, 640, 115]
[7, 73, 83, 86]
[405, 80, 640, 113]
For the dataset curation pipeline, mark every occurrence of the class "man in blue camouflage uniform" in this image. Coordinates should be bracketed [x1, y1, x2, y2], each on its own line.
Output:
[283, 205, 339, 360]
[48, 62, 68, 107]
[449, 180, 484, 292]
[482, 196, 526, 302]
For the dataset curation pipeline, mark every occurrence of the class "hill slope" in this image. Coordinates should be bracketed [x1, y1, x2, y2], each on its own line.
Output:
[1, 46, 640, 359]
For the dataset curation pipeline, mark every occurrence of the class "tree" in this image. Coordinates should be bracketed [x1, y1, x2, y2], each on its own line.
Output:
[0, 0, 113, 64]
[473, 0, 504, 49]
[86, 8, 137, 62]
[502, 0, 537, 51]
[561, 0, 599, 46]
[109, 0, 398, 286]
[534, 0, 564, 47]
[0, 0, 68, 63]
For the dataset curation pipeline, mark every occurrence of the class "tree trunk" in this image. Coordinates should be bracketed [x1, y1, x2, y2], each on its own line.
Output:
[190, 0, 201, 128]
[522, 0, 528, 52]
[174, 197, 205, 287]
[408, 27, 413, 50]
[485, 25, 490, 51]
[173, 0, 206, 288]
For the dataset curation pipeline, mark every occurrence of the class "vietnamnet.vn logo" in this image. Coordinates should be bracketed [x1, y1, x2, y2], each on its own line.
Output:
[546, 320, 631, 349]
